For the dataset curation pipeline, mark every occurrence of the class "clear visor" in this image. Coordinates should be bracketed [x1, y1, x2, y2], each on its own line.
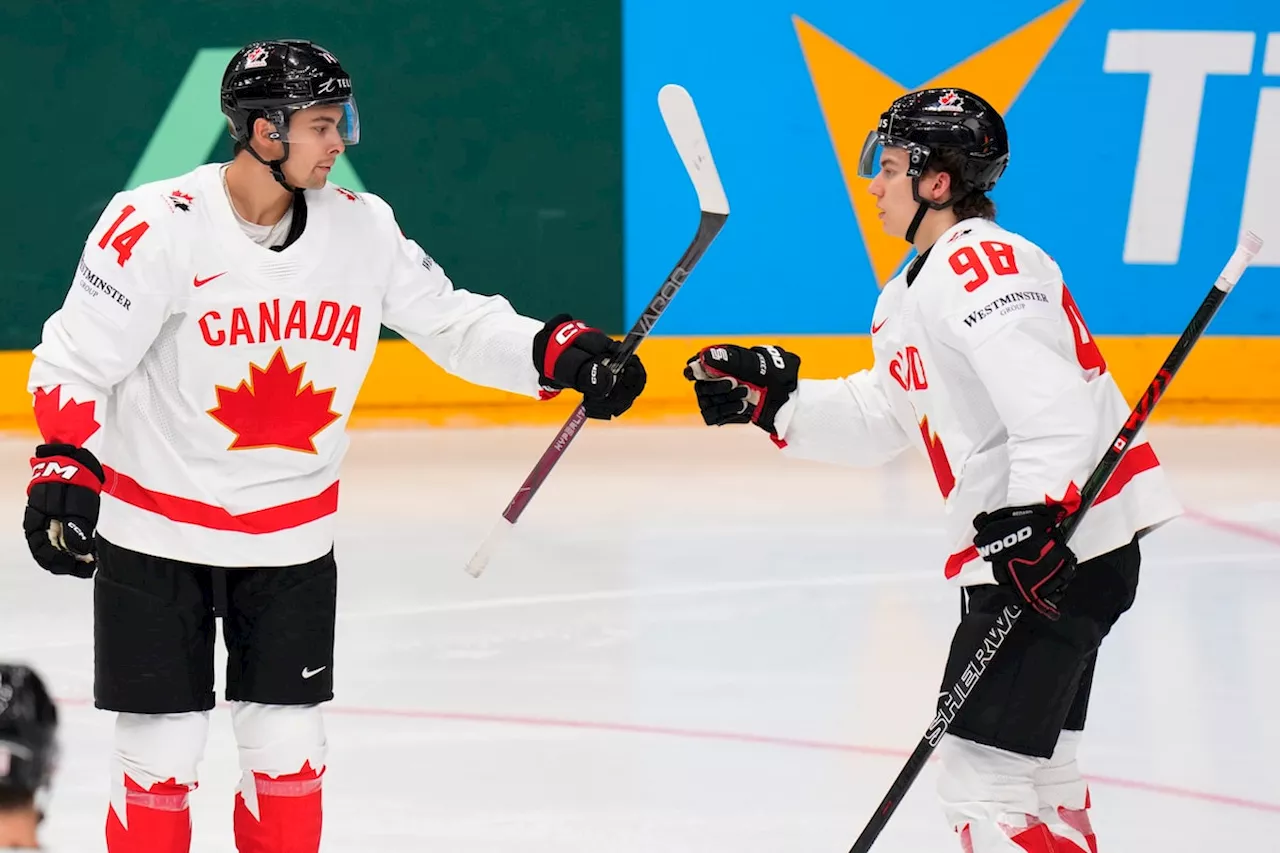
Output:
[273, 97, 360, 146]
[856, 131, 927, 178]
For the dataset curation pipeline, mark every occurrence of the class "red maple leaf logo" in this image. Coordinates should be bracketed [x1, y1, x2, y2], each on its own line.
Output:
[33, 386, 101, 446]
[1046, 481, 1082, 518]
[207, 349, 340, 453]
[919, 415, 955, 499]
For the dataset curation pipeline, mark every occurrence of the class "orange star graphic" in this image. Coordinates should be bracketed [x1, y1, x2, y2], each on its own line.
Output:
[794, 0, 1085, 285]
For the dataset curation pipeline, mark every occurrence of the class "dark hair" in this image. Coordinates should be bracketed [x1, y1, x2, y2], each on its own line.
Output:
[233, 113, 265, 155]
[0, 785, 34, 812]
[927, 148, 996, 220]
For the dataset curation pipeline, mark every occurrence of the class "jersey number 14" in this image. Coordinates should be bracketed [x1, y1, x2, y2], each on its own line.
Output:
[98, 205, 151, 267]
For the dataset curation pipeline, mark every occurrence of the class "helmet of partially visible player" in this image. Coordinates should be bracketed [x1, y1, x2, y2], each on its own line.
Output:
[857, 88, 1009, 244]
[0, 664, 58, 820]
[221, 39, 360, 192]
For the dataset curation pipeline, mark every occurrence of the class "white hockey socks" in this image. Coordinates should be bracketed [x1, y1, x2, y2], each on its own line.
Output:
[1032, 729, 1096, 852]
[937, 734, 1057, 852]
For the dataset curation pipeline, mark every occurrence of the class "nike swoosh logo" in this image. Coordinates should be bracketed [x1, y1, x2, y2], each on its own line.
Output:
[301, 666, 327, 679]
[193, 272, 227, 288]
[871, 318, 887, 334]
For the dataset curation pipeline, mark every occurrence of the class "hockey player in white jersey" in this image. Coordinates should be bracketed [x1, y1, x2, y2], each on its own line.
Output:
[684, 88, 1180, 852]
[22, 39, 647, 853]
[0, 664, 58, 852]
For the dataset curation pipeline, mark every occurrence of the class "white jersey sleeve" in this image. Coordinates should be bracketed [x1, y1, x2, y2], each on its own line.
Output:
[367, 195, 546, 398]
[771, 369, 913, 467]
[28, 192, 174, 453]
[931, 234, 1099, 507]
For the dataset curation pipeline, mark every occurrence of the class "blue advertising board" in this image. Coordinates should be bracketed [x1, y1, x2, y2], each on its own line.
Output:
[624, 0, 1279, 335]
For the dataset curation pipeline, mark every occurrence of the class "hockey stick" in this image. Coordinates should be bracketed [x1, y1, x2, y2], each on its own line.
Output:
[463, 84, 730, 577]
[845, 230, 1264, 853]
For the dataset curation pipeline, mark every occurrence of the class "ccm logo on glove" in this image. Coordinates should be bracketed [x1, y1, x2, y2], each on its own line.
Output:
[532, 314, 647, 420]
[30, 460, 83, 481]
[24, 443, 105, 579]
[553, 320, 588, 347]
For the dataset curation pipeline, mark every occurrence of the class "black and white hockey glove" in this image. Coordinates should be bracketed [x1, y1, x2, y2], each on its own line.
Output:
[533, 314, 647, 420]
[683, 344, 800, 435]
[973, 504, 1077, 621]
[25, 443, 104, 578]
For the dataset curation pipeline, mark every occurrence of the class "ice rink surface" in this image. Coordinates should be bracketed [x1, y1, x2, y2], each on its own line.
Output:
[1, 423, 1277, 851]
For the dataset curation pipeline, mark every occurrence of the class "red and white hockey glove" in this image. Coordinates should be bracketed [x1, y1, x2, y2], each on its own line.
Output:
[683, 344, 800, 435]
[973, 504, 1077, 621]
[533, 314, 647, 420]
[25, 443, 104, 578]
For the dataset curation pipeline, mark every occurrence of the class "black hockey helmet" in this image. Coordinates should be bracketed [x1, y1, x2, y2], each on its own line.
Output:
[221, 39, 359, 190]
[0, 664, 58, 808]
[857, 88, 1009, 242]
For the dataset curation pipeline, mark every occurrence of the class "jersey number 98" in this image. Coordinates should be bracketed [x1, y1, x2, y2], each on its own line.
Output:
[948, 241, 1018, 292]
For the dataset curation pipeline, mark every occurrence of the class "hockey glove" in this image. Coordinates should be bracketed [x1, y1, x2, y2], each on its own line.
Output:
[25, 443, 104, 578]
[682, 344, 800, 435]
[973, 504, 1077, 621]
[533, 314, 647, 420]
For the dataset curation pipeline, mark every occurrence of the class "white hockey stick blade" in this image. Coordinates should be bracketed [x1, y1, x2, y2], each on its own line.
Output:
[658, 84, 729, 216]
[1215, 230, 1264, 293]
[464, 517, 514, 578]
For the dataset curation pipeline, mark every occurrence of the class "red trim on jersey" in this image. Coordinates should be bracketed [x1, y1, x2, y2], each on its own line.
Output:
[1094, 442, 1159, 503]
[944, 443, 1161, 579]
[945, 545, 980, 580]
[102, 468, 339, 534]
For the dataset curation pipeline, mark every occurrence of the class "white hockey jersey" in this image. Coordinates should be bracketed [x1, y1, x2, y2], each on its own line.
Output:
[29, 164, 549, 567]
[772, 218, 1181, 586]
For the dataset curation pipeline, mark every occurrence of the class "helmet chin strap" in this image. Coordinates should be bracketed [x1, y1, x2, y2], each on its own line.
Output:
[244, 133, 299, 193]
[904, 202, 930, 245]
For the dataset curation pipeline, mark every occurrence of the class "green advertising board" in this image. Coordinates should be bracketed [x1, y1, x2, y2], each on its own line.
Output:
[1, 0, 623, 349]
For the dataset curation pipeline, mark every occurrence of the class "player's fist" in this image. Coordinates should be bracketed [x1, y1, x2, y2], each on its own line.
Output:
[973, 504, 1077, 621]
[533, 314, 647, 420]
[683, 344, 800, 434]
[25, 443, 104, 578]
